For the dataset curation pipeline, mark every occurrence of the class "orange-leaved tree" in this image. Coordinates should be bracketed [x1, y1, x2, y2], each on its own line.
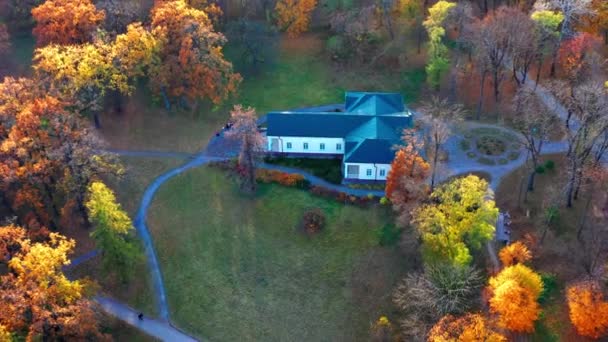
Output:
[385, 129, 430, 226]
[567, 280, 608, 339]
[31, 0, 105, 46]
[498, 241, 532, 267]
[150, 0, 241, 109]
[488, 264, 543, 332]
[0, 225, 106, 340]
[275, 0, 318, 37]
[428, 313, 506, 342]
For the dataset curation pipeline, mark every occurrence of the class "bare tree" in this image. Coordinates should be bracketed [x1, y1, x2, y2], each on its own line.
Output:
[551, 81, 608, 207]
[472, 7, 514, 106]
[512, 88, 558, 192]
[225, 105, 265, 194]
[96, 0, 144, 36]
[420, 97, 465, 190]
[393, 264, 483, 341]
[535, 0, 593, 40]
[508, 11, 539, 86]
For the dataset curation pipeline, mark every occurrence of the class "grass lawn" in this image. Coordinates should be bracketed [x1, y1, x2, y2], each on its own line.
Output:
[102, 315, 159, 341]
[147, 166, 410, 341]
[264, 156, 343, 184]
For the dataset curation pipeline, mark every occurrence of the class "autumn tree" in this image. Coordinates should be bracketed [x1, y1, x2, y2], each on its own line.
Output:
[499, 241, 532, 266]
[275, 0, 318, 37]
[95, 0, 143, 36]
[413, 175, 498, 266]
[567, 280, 608, 339]
[31, 0, 105, 46]
[427, 313, 506, 342]
[488, 264, 543, 332]
[226, 19, 279, 71]
[508, 10, 539, 86]
[33, 23, 158, 126]
[472, 7, 515, 105]
[225, 105, 265, 193]
[386, 130, 430, 227]
[0, 227, 107, 340]
[535, 0, 593, 40]
[582, 0, 608, 45]
[420, 97, 465, 190]
[530, 10, 563, 85]
[86, 181, 139, 281]
[0, 24, 10, 56]
[558, 33, 600, 86]
[423, 1, 456, 90]
[393, 264, 484, 340]
[150, 0, 241, 109]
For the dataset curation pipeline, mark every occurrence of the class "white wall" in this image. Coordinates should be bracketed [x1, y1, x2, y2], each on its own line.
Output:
[267, 136, 345, 155]
[344, 162, 391, 180]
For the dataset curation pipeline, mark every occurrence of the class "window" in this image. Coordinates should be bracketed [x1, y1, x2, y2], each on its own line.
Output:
[336, 143, 342, 150]
[379, 169, 386, 177]
[320, 143, 325, 150]
[286, 142, 292, 149]
[366, 169, 373, 176]
[303, 142, 309, 150]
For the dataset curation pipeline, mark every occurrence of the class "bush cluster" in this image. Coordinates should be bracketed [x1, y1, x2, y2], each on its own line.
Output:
[255, 169, 310, 189]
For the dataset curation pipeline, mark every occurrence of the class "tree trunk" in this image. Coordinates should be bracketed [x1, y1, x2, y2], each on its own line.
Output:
[527, 170, 536, 192]
[534, 58, 543, 91]
[417, 26, 423, 54]
[492, 69, 500, 104]
[383, 1, 394, 40]
[573, 168, 584, 200]
[477, 70, 487, 120]
[550, 50, 558, 78]
[577, 193, 593, 241]
[430, 143, 439, 191]
[566, 163, 577, 208]
[93, 112, 101, 129]
[160, 87, 171, 110]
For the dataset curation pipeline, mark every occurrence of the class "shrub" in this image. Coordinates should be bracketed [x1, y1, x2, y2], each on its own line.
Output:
[367, 193, 374, 200]
[544, 160, 555, 171]
[255, 169, 310, 189]
[378, 224, 401, 246]
[498, 158, 508, 165]
[379, 197, 389, 205]
[467, 151, 477, 159]
[507, 151, 520, 160]
[326, 35, 349, 60]
[539, 273, 558, 304]
[460, 139, 471, 151]
[535, 165, 546, 174]
[301, 208, 326, 234]
[477, 157, 496, 165]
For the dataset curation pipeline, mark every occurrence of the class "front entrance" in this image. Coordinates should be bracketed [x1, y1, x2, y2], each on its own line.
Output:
[271, 138, 280, 152]
[346, 164, 359, 179]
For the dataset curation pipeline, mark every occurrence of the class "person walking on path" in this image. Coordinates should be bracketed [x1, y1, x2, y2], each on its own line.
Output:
[138, 313, 144, 321]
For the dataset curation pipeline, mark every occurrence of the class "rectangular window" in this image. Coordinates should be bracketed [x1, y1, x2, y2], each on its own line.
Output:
[366, 169, 373, 176]
[303, 142, 309, 150]
[336, 143, 342, 150]
[379, 169, 386, 177]
[320, 143, 325, 150]
[286, 142, 292, 149]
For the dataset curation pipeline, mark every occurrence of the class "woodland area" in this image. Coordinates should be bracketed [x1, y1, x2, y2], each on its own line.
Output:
[0, 0, 607, 341]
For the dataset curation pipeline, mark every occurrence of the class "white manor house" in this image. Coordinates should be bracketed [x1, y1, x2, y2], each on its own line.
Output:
[266, 92, 414, 181]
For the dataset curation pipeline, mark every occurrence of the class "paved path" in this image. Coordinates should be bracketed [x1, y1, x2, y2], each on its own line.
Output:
[95, 296, 198, 342]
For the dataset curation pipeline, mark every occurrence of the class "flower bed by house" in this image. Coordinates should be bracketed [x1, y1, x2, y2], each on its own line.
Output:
[208, 160, 380, 206]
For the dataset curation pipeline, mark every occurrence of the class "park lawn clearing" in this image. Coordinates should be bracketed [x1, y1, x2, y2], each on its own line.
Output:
[147, 166, 407, 341]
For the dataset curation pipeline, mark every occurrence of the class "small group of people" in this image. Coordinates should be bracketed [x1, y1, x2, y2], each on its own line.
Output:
[215, 120, 234, 137]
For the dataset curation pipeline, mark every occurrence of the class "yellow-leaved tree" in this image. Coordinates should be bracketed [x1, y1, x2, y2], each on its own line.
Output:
[413, 175, 499, 266]
[275, 0, 318, 37]
[428, 313, 506, 342]
[86, 181, 140, 281]
[567, 280, 608, 339]
[488, 264, 543, 332]
[0, 226, 106, 340]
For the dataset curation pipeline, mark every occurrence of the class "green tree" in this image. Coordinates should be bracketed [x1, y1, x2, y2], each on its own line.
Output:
[423, 1, 455, 90]
[86, 181, 140, 281]
[412, 175, 498, 266]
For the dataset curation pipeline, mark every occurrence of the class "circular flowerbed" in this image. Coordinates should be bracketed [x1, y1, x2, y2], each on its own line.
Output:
[476, 136, 507, 156]
[459, 126, 522, 166]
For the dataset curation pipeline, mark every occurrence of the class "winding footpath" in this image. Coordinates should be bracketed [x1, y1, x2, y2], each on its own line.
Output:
[90, 81, 595, 339]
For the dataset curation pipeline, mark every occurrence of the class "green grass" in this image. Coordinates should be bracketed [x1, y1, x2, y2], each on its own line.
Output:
[401, 68, 426, 103]
[264, 156, 343, 184]
[148, 166, 406, 341]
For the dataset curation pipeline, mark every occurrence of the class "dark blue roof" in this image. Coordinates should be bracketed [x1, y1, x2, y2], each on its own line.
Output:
[344, 92, 404, 115]
[266, 112, 370, 138]
[344, 139, 397, 163]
